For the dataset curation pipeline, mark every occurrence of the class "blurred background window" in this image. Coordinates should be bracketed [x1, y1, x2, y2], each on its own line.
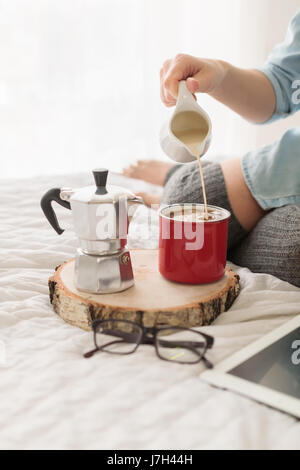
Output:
[0, 0, 299, 178]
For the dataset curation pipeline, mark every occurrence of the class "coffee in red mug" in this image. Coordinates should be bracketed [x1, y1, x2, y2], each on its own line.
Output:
[159, 204, 230, 284]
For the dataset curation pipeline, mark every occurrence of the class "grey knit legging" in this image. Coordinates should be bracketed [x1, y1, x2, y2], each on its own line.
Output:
[162, 160, 300, 288]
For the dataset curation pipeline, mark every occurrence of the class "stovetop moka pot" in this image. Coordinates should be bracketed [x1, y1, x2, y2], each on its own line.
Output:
[41, 169, 143, 294]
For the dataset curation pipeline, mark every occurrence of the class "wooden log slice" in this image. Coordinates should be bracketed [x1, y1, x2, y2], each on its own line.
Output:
[49, 250, 240, 331]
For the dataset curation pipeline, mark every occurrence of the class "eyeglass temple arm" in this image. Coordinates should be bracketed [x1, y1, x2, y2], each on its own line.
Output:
[178, 343, 213, 369]
[199, 333, 214, 348]
[84, 348, 99, 358]
[202, 356, 213, 369]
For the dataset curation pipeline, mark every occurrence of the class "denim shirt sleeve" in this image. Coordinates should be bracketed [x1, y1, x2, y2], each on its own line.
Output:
[258, 9, 300, 124]
[242, 11, 300, 210]
[242, 128, 300, 210]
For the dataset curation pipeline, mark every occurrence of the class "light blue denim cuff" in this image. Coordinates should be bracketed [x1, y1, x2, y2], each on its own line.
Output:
[242, 130, 300, 210]
[242, 155, 300, 210]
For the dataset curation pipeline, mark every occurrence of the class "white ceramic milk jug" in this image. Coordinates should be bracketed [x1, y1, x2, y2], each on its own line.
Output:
[159, 80, 212, 163]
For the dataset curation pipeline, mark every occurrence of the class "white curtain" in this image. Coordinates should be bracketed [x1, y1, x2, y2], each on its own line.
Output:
[1, 0, 299, 179]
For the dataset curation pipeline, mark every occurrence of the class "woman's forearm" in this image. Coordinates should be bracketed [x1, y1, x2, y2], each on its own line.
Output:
[209, 61, 276, 123]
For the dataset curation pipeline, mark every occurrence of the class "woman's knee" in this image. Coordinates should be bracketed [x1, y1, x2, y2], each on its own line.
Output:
[162, 160, 220, 205]
[162, 163, 195, 205]
[229, 205, 300, 287]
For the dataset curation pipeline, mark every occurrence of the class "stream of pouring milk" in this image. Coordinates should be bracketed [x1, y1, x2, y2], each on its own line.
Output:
[173, 111, 209, 220]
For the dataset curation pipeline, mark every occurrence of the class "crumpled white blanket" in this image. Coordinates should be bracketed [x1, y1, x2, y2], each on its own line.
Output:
[0, 172, 299, 450]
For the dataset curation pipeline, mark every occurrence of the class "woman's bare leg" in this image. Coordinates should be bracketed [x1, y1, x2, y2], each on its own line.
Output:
[130, 157, 267, 230]
[220, 157, 266, 231]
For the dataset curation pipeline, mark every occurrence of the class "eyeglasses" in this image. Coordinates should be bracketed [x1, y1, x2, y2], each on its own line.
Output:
[84, 319, 214, 368]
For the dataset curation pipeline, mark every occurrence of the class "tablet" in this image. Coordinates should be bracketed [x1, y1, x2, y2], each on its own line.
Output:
[201, 315, 300, 418]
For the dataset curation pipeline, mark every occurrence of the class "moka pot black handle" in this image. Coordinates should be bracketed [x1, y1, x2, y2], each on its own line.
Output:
[40, 188, 71, 235]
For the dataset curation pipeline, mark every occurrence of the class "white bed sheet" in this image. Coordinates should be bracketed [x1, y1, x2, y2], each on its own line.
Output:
[0, 172, 299, 450]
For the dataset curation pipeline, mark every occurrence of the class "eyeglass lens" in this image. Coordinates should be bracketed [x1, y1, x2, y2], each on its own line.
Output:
[156, 328, 207, 364]
[95, 320, 142, 354]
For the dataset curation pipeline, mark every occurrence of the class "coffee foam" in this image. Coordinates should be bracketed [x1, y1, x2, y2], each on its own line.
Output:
[168, 207, 226, 222]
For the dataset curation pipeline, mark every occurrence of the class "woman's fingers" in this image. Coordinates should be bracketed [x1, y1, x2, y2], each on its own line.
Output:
[160, 59, 176, 106]
[160, 54, 214, 107]
[190, 69, 214, 93]
[186, 76, 200, 94]
[160, 54, 198, 106]
[163, 54, 189, 101]
[160, 83, 176, 107]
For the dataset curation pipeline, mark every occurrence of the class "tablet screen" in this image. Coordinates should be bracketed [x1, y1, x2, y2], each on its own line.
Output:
[228, 328, 300, 399]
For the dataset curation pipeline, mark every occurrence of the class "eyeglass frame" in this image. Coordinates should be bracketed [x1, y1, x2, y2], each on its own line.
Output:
[84, 319, 214, 368]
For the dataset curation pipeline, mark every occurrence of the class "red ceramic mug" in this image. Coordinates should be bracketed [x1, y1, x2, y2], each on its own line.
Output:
[159, 204, 231, 284]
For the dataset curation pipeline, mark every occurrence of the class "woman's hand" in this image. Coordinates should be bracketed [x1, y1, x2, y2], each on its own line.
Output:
[160, 53, 276, 123]
[160, 54, 228, 107]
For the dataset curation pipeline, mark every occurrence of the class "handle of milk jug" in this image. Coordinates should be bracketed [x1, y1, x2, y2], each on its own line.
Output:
[40, 188, 71, 235]
[177, 80, 196, 106]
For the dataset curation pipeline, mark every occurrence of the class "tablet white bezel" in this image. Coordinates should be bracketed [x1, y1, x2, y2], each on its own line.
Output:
[201, 315, 300, 419]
